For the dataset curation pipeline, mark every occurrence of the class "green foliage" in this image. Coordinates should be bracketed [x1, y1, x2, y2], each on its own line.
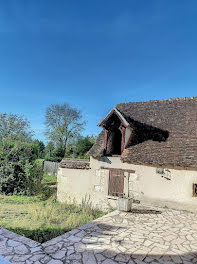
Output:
[44, 142, 54, 156]
[45, 103, 86, 156]
[72, 136, 96, 157]
[0, 195, 104, 243]
[132, 199, 141, 204]
[0, 113, 33, 141]
[53, 145, 65, 158]
[44, 142, 63, 161]
[0, 194, 40, 204]
[35, 159, 45, 167]
[37, 185, 55, 201]
[32, 140, 45, 159]
[44, 134, 96, 161]
[0, 139, 43, 195]
[44, 155, 62, 162]
[42, 173, 57, 185]
[163, 205, 168, 209]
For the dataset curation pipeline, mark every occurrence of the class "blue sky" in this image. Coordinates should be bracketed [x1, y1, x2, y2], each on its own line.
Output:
[0, 0, 197, 142]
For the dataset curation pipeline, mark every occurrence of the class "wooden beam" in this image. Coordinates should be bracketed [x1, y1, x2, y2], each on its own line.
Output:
[104, 129, 108, 151]
[100, 167, 135, 173]
[121, 127, 126, 153]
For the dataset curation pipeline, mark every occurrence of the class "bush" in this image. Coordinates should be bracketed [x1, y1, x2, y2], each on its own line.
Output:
[31, 140, 45, 159]
[44, 142, 63, 162]
[42, 173, 57, 185]
[0, 139, 43, 195]
[37, 185, 54, 201]
[44, 155, 62, 162]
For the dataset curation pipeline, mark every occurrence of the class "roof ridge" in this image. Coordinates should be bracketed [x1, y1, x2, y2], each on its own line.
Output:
[116, 96, 197, 107]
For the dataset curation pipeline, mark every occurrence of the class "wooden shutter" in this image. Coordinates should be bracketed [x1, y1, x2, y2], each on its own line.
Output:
[108, 169, 124, 197]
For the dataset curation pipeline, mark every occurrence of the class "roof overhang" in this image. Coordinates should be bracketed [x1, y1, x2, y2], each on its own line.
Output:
[98, 107, 130, 128]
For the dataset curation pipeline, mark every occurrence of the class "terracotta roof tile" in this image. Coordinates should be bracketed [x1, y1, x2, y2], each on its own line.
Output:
[88, 96, 197, 168]
[59, 159, 90, 169]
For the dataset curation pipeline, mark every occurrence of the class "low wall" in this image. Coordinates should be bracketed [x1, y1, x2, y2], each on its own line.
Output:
[57, 159, 112, 210]
[57, 157, 197, 212]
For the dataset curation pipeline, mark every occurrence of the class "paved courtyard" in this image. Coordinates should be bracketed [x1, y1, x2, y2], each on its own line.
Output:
[1, 204, 197, 264]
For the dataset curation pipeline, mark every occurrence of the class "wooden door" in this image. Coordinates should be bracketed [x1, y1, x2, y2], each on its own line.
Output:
[108, 169, 124, 197]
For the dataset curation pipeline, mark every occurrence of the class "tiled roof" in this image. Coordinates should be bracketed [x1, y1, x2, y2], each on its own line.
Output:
[88, 96, 197, 168]
[59, 159, 90, 169]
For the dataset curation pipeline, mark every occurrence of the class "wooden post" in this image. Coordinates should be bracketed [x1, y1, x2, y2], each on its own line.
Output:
[104, 129, 108, 153]
[121, 127, 126, 153]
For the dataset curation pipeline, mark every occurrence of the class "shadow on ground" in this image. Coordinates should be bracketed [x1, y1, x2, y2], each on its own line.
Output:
[7, 227, 70, 243]
[130, 208, 162, 214]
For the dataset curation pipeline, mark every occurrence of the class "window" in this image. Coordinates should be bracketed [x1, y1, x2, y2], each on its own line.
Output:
[106, 128, 122, 155]
[193, 184, 197, 197]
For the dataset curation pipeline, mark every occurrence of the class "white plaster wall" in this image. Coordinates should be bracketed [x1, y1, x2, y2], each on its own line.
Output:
[57, 166, 117, 210]
[125, 127, 132, 147]
[57, 156, 197, 212]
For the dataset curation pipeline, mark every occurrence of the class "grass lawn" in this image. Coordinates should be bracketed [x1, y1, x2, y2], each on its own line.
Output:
[42, 172, 57, 185]
[0, 195, 104, 243]
[0, 175, 104, 243]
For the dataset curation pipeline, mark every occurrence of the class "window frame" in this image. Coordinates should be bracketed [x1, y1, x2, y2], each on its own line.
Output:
[193, 184, 197, 197]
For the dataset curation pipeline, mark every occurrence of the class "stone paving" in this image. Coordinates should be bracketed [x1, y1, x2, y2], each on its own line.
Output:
[1, 204, 197, 264]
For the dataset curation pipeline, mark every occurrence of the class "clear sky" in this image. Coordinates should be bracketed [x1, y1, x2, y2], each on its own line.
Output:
[0, 0, 197, 142]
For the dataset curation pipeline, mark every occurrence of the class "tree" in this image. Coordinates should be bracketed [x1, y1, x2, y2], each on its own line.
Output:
[73, 136, 96, 157]
[45, 103, 85, 156]
[44, 141, 62, 162]
[0, 139, 43, 195]
[44, 142, 54, 157]
[32, 140, 45, 159]
[0, 113, 33, 142]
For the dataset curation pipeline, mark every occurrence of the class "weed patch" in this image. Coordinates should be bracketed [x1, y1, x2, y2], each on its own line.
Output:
[42, 173, 57, 186]
[0, 195, 104, 243]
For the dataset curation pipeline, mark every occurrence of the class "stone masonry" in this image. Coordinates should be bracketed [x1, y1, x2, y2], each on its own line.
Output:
[1, 204, 197, 264]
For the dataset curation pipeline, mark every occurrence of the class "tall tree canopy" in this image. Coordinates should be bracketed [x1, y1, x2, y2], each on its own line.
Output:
[32, 140, 45, 159]
[73, 136, 96, 157]
[0, 113, 33, 141]
[45, 103, 85, 156]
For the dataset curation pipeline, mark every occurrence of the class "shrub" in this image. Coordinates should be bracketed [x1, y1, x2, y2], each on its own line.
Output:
[44, 155, 62, 162]
[31, 140, 45, 159]
[0, 139, 43, 195]
[37, 185, 54, 201]
[42, 172, 57, 185]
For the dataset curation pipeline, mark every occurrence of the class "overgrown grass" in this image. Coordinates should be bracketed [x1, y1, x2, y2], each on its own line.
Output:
[0, 195, 104, 243]
[0, 172, 105, 243]
[42, 172, 57, 186]
[0, 194, 41, 204]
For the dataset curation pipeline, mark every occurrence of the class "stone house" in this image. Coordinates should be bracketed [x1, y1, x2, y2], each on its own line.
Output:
[57, 96, 197, 211]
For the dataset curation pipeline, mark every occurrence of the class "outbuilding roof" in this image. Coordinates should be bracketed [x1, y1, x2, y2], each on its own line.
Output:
[88, 96, 197, 169]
